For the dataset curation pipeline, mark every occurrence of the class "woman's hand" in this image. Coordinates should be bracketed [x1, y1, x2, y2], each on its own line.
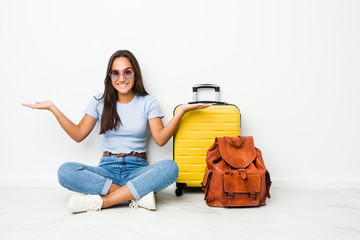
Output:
[149, 103, 212, 146]
[177, 103, 212, 115]
[22, 100, 96, 143]
[22, 101, 55, 111]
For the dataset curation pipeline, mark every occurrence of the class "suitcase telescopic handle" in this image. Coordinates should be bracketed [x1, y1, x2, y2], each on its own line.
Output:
[193, 84, 220, 92]
[192, 84, 220, 102]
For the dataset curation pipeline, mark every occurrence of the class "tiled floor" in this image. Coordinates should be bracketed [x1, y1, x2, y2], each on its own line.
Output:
[0, 186, 359, 240]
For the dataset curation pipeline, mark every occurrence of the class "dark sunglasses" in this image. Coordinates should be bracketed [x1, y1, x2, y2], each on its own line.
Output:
[109, 69, 134, 80]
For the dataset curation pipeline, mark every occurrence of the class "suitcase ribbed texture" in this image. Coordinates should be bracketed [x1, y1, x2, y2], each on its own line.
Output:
[174, 105, 240, 187]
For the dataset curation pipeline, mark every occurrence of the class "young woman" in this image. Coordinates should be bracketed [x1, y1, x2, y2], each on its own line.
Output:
[22, 50, 210, 213]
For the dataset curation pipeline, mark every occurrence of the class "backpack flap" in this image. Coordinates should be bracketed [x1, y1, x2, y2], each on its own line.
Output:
[218, 136, 257, 170]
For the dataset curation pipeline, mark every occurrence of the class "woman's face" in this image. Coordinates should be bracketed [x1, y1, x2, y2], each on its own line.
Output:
[110, 57, 135, 101]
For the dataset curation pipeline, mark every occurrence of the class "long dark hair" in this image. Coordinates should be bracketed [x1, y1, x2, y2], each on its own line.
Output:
[98, 50, 148, 134]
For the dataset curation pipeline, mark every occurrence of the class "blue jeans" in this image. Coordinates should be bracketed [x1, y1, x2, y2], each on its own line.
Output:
[57, 156, 178, 200]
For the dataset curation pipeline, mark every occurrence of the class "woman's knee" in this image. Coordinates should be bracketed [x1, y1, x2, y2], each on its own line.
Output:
[57, 162, 81, 185]
[159, 159, 179, 179]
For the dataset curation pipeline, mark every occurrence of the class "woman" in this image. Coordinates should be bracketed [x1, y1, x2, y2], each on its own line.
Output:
[22, 50, 210, 213]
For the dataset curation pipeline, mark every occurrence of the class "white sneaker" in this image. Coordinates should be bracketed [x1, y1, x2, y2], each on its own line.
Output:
[67, 193, 103, 213]
[129, 191, 156, 210]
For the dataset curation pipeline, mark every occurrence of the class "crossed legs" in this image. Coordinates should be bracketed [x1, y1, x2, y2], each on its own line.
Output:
[57, 158, 178, 210]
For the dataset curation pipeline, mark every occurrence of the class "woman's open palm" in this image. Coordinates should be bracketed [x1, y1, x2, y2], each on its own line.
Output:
[22, 101, 54, 111]
[179, 103, 212, 113]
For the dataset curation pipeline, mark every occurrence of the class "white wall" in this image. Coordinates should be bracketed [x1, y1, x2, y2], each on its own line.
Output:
[1, 0, 359, 188]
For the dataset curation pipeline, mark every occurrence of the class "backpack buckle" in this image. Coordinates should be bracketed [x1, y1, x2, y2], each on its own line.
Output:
[249, 192, 256, 205]
[239, 168, 247, 179]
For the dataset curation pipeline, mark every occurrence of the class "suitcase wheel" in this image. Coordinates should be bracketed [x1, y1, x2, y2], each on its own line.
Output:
[175, 183, 186, 196]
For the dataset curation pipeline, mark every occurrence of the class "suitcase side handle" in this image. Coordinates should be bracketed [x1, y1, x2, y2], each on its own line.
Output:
[192, 84, 220, 102]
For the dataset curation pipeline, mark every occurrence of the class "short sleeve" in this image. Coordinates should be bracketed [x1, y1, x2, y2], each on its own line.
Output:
[83, 93, 102, 120]
[145, 95, 164, 120]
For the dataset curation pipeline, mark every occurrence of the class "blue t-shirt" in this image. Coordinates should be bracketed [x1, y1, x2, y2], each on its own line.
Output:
[83, 93, 164, 154]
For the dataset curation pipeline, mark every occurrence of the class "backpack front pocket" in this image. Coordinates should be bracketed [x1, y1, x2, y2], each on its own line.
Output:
[223, 171, 261, 207]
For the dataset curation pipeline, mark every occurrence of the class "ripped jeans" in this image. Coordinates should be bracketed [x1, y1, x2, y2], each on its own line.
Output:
[57, 155, 178, 200]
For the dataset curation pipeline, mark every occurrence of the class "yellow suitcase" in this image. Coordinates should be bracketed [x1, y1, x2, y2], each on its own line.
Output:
[173, 84, 240, 196]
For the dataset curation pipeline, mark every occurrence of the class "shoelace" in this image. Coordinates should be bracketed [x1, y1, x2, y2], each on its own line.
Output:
[129, 200, 139, 209]
[81, 197, 102, 211]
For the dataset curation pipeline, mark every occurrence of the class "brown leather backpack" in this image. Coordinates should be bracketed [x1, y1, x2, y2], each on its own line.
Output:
[202, 136, 271, 207]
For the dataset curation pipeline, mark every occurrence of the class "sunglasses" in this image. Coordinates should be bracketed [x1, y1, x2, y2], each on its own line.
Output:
[109, 69, 134, 80]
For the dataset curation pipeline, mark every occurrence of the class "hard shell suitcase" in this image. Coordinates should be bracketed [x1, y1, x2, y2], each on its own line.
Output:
[173, 84, 241, 196]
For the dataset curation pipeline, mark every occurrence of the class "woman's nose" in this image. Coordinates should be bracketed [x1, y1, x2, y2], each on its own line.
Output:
[118, 74, 126, 81]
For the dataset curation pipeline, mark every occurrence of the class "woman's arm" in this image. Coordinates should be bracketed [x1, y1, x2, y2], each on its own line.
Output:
[149, 103, 211, 146]
[22, 101, 97, 143]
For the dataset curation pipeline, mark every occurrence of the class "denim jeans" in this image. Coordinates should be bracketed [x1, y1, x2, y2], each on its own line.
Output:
[57, 155, 179, 200]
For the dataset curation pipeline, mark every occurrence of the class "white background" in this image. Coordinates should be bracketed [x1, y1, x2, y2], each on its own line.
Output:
[1, 0, 359, 188]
